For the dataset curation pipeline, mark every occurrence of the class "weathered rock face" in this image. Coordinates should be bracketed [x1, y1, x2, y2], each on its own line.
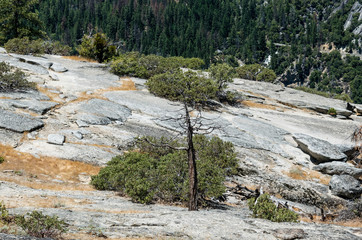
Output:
[0, 109, 44, 133]
[293, 133, 347, 163]
[1, 50, 362, 239]
[329, 175, 362, 199]
[313, 161, 362, 179]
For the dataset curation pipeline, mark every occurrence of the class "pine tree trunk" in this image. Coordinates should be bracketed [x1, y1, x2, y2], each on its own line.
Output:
[185, 105, 198, 211]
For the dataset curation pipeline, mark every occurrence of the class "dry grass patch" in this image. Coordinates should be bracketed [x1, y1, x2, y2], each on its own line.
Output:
[0, 144, 100, 189]
[2, 195, 92, 209]
[62, 56, 98, 63]
[284, 166, 331, 185]
[300, 216, 362, 228]
[242, 100, 276, 110]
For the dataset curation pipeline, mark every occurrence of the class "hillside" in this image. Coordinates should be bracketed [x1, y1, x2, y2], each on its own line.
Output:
[34, 0, 362, 103]
[0, 47, 361, 239]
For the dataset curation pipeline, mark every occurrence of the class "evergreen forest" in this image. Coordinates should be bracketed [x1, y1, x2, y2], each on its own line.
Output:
[1, 0, 362, 102]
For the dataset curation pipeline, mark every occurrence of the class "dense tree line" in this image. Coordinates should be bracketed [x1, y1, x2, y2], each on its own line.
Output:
[37, 0, 361, 63]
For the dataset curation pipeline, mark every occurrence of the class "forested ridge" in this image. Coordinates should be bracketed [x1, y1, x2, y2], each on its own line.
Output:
[0, 0, 359, 103]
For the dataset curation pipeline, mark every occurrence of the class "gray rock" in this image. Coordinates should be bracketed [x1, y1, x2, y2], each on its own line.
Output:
[50, 63, 67, 72]
[308, 105, 352, 117]
[329, 174, 362, 199]
[336, 144, 358, 159]
[0, 47, 6, 54]
[313, 161, 362, 179]
[78, 99, 131, 122]
[0, 233, 50, 240]
[1, 99, 58, 114]
[76, 120, 89, 127]
[272, 228, 307, 240]
[49, 71, 59, 81]
[72, 131, 83, 140]
[0, 109, 44, 132]
[10, 53, 53, 69]
[47, 134, 65, 145]
[293, 133, 347, 163]
[78, 114, 111, 125]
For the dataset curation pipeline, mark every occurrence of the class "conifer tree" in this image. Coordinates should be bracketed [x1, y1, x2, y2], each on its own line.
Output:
[0, 0, 45, 44]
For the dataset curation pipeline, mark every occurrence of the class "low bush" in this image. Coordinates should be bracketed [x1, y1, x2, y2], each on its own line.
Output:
[4, 37, 44, 55]
[236, 64, 277, 83]
[77, 32, 116, 62]
[4, 38, 71, 56]
[0, 62, 35, 92]
[0, 156, 4, 164]
[15, 211, 67, 239]
[110, 52, 205, 79]
[248, 194, 299, 222]
[91, 135, 238, 205]
[328, 108, 337, 116]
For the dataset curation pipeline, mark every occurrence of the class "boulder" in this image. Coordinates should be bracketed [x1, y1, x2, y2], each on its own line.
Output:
[293, 133, 347, 163]
[308, 105, 352, 117]
[313, 161, 362, 179]
[50, 63, 68, 73]
[0, 109, 44, 133]
[329, 175, 362, 199]
[47, 134, 65, 145]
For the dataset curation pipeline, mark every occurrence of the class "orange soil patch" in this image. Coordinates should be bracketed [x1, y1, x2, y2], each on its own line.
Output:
[284, 166, 331, 185]
[0, 96, 11, 99]
[62, 56, 98, 63]
[300, 217, 362, 228]
[0, 144, 100, 190]
[37, 86, 63, 104]
[242, 100, 277, 110]
[2, 195, 92, 209]
[70, 78, 137, 104]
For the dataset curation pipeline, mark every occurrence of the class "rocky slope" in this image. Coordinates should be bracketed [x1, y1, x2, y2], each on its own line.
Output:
[0, 49, 361, 239]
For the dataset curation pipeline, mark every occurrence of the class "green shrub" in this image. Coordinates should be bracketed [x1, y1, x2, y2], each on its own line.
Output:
[43, 41, 72, 56]
[256, 68, 277, 82]
[0, 62, 36, 92]
[77, 32, 116, 62]
[91, 135, 238, 205]
[0, 156, 4, 164]
[236, 64, 263, 80]
[110, 53, 205, 79]
[4, 37, 45, 55]
[327, 108, 337, 116]
[4, 38, 71, 56]
[0, 201, 10, 223]
[248, 194, 299, 222]
[15, 211, 67, 239]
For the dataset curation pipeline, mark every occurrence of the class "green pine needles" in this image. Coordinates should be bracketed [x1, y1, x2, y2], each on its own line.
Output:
[248, 194, 299, 222]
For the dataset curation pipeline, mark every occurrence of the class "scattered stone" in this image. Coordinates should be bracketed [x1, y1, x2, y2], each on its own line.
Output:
[72, 131, 83, 140]
[329, 175, 362, 199]
[49, 71, 59, 81]
[76, 120, 89, 128]
[50, 63, 68, 72]
[47, 134, 65, 145]
[313, 161, 362, 179]
[293, 133, 347, 163]
[27, 132, 38, 140]
[0, 109, 44, 133]
[272, 228, 307, 240]
[308, 105, 353, 117]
